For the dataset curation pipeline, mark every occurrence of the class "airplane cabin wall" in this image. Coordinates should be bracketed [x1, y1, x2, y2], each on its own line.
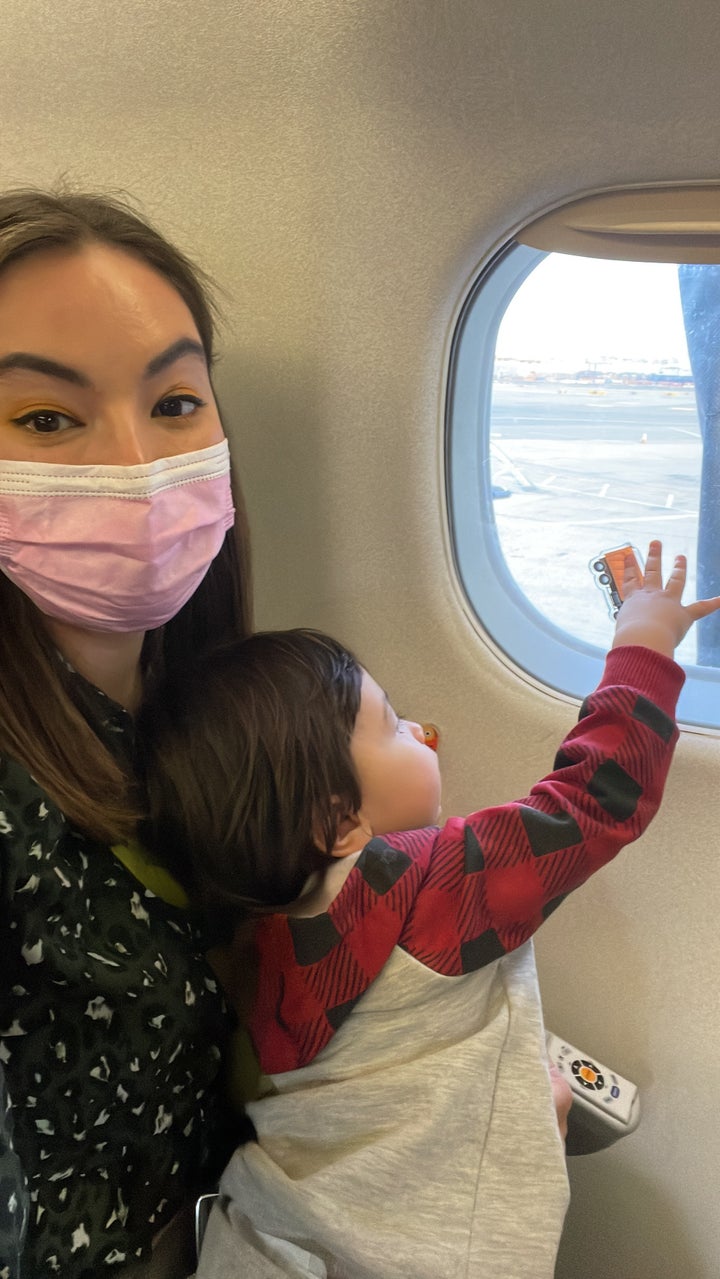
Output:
[1, 1, 719, 1273]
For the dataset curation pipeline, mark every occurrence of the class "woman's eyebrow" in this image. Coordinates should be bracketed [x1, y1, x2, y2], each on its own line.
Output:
[143, 337, 207, 379]
[0, 338, 207, 389]
[0, 352, 91, 387]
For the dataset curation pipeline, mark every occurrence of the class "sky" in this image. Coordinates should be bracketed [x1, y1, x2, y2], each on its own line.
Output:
[494, 256, 692, 373]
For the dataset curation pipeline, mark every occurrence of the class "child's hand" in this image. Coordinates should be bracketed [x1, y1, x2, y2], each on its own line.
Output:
[612, 540, 720, 658]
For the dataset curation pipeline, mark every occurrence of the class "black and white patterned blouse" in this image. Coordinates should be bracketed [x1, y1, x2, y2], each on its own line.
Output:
[0, 673, 237, 1278]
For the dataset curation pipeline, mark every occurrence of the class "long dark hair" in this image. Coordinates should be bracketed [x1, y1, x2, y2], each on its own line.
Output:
[0, 186, 253, 842]
[139, 629, 363, 914]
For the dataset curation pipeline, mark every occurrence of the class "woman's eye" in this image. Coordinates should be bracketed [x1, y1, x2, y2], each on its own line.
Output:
[153, 394, 206, 418]
[11, 409, 81, 434]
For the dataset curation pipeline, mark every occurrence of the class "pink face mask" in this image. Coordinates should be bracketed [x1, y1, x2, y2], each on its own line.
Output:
[0, 440, 235, 632]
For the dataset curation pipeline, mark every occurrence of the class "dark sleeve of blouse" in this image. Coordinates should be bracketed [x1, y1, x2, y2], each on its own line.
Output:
[0, 1064, 29, 1279]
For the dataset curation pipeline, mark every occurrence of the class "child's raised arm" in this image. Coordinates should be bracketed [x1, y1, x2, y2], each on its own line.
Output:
[612, 539, 720, 657]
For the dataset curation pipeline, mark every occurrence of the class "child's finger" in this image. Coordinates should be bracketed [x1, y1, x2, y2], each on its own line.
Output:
[622, 551, 644, 594]
[641, 539, 664, 585]
[685, 595, 720, 622]
[663, 554, 688, 597]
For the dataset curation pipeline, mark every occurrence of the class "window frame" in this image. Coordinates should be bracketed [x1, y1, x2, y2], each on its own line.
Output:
[445, 191, 720, 732]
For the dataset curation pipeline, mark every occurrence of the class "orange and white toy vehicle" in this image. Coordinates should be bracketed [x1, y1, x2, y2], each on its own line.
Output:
[589, 544, 643, 619]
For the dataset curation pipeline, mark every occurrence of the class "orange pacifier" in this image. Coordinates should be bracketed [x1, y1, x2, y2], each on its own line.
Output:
[422, 722, 440, 751]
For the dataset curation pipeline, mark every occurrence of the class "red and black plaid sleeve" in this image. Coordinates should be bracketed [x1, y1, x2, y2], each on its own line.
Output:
[400, 645, 681, 972]
[250, 646, 683, 1073]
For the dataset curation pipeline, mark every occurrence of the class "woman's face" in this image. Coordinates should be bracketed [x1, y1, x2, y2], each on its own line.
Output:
[0, 243, 224, 465]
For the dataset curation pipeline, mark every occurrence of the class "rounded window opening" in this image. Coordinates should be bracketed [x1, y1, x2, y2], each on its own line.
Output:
[447, 185, 720, 728]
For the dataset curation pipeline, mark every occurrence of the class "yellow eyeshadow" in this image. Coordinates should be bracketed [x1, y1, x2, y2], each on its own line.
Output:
[8, 401, 75, 415]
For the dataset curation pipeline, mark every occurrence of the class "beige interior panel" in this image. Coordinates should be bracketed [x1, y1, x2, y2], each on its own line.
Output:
[1, 1, 719, 1274]
[518, 182, 720, 260]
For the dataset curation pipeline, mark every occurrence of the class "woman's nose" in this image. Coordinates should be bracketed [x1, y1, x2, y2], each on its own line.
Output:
[93, 412, 153, 466]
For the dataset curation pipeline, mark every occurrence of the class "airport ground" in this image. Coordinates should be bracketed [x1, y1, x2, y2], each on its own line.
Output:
[489, 382, 702, 664]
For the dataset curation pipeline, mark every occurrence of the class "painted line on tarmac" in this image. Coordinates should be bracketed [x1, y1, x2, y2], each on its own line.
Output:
[567, 512, 697, 526]
[536, 480, 691, 512]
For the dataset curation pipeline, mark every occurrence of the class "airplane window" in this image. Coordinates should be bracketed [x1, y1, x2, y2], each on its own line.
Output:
[447, 241, 720, 729]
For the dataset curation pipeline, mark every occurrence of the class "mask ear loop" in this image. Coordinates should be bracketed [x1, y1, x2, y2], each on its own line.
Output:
[422, 723, 439, 751]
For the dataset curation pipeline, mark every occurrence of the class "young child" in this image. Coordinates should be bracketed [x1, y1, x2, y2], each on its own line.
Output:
[142, 541, 718, 1279]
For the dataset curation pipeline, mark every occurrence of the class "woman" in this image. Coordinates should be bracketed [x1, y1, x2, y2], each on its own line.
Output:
[0, 188, 252, 1278]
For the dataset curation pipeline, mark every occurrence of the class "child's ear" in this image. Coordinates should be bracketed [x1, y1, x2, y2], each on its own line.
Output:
[313, 798, 371, 859]
[331, 810, 372, 858]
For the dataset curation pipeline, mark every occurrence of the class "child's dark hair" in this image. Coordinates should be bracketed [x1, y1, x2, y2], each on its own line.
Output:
[139, 629, 363, 914]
